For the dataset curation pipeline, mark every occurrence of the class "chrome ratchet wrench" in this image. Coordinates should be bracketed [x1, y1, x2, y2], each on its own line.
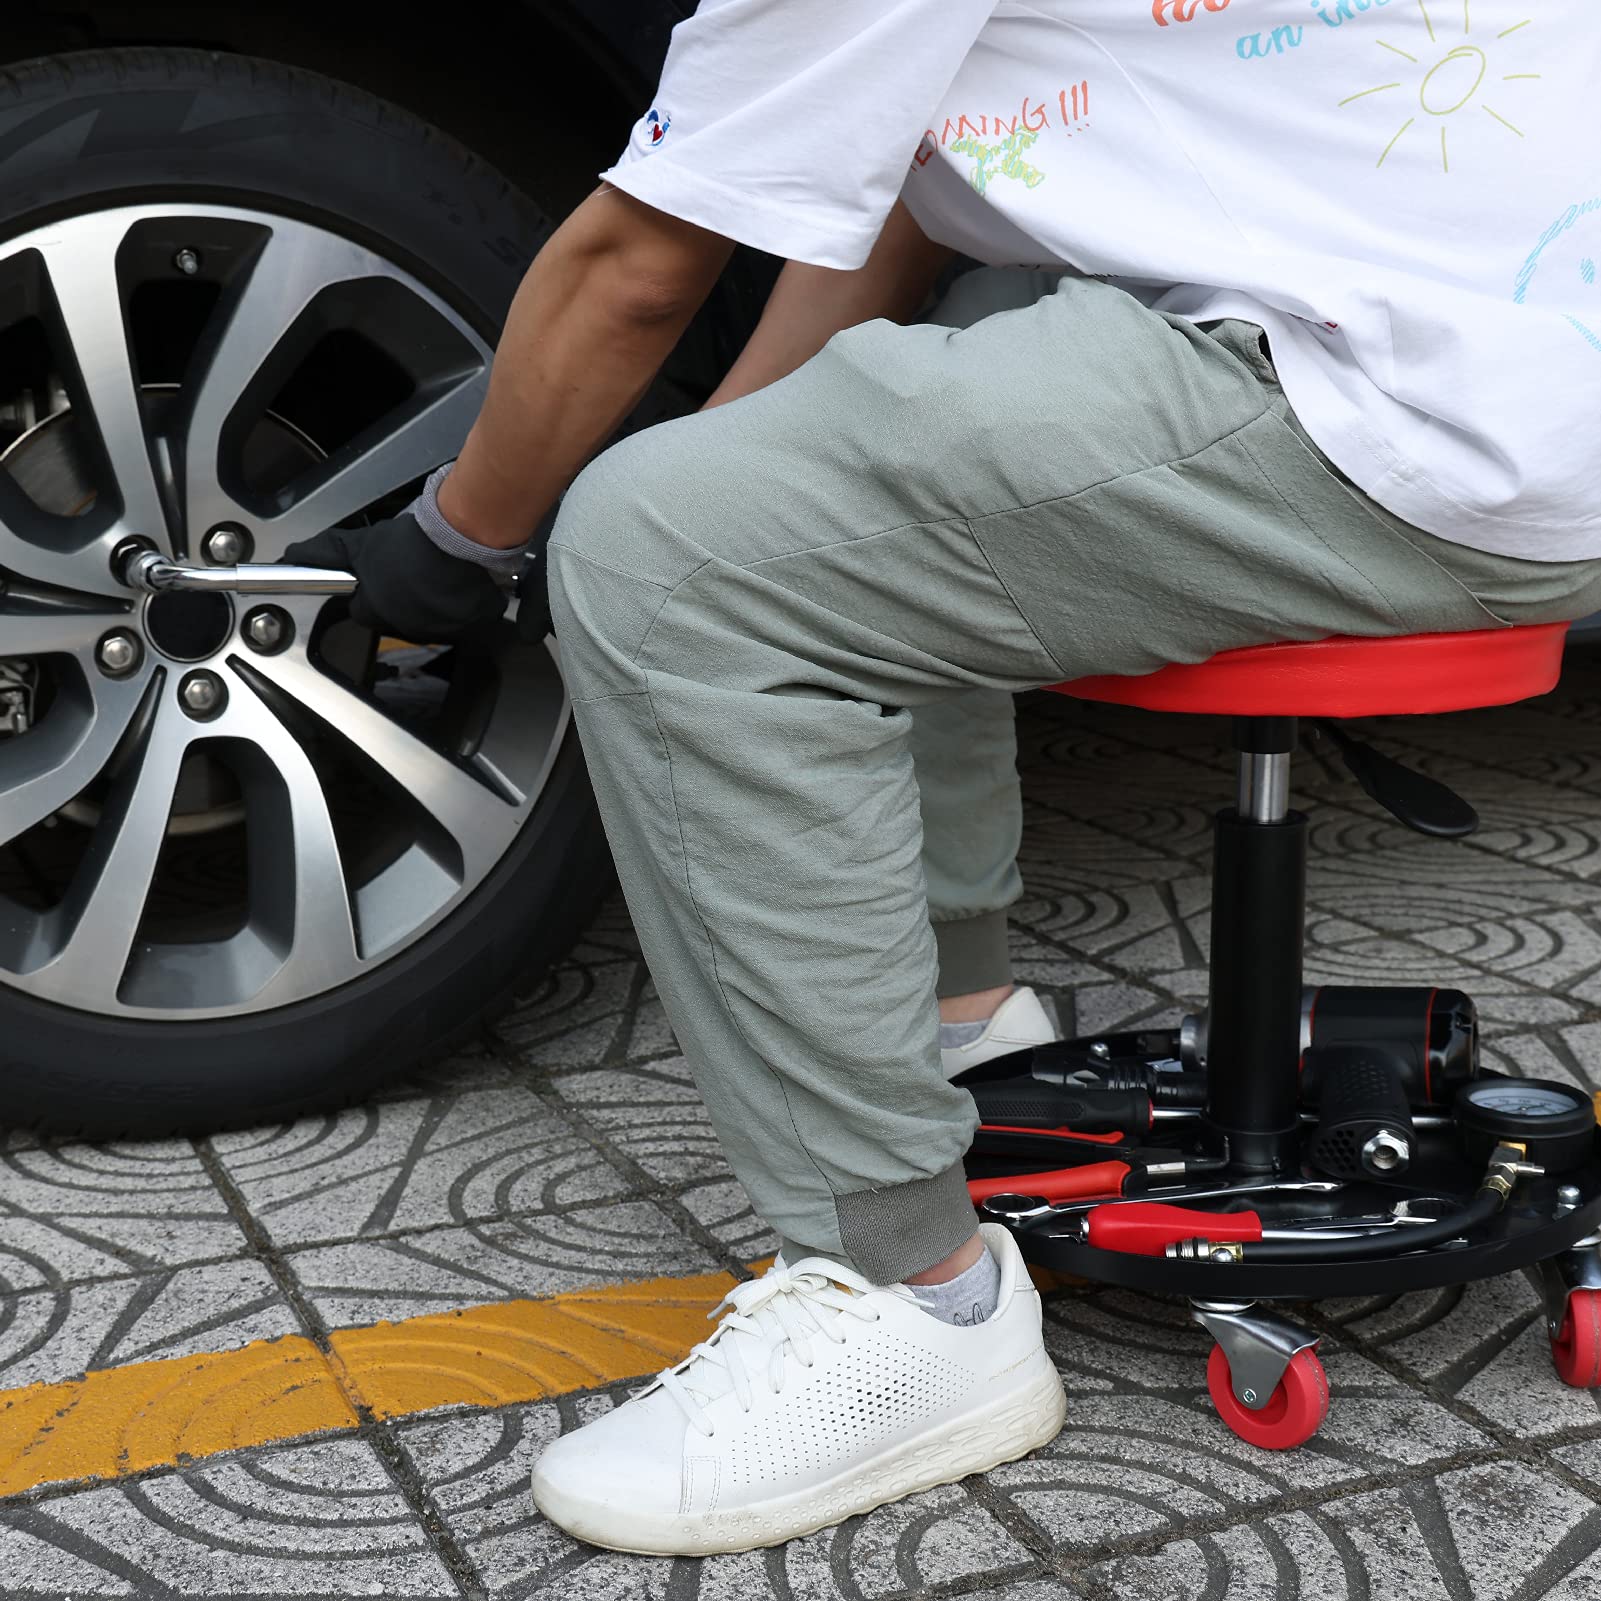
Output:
[124, 551, 357, 596]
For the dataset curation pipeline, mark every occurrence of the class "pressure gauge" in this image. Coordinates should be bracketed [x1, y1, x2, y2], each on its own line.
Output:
[1454, 1077, 1596, 1173]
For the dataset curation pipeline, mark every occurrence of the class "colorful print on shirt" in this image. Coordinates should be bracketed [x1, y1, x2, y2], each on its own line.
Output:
[1331, 8, 1540, 172]
[912, 82, 1091, 196]
[641, 108, 672, 153]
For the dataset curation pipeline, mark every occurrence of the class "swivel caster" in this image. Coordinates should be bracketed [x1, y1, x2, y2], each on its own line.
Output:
[1551, 1290, 1601, 1389]
[1529, 1237, 1601, 1390]
[1193, 1300, 1329, 1450]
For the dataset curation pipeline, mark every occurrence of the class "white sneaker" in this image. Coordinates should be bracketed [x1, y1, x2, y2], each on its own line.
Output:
[530, 1223, 1066, 1555]
[941, 986, 1058, 1080]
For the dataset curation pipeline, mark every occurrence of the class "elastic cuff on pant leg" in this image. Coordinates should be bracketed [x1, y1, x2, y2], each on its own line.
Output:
[818, 1161, 978, 1285]
[932, 910, 1013, 999]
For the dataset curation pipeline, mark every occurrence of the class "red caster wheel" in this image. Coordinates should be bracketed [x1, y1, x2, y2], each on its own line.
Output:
[1207, 1343, 1329, 1449]
[1552, 1289, 1601, 1387]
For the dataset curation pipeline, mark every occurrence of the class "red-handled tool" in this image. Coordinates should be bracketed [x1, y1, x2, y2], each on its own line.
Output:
[1085, 1202, 1263, 1255]
[967, 1162, 1133, 1206]
[1078, 1200, 1411, 1255]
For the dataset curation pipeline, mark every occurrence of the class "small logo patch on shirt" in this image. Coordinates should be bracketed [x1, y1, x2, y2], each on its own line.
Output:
[642, 108, 671, 151]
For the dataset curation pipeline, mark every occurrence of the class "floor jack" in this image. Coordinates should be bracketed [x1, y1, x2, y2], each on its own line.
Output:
[961, 624, 1601, 1449]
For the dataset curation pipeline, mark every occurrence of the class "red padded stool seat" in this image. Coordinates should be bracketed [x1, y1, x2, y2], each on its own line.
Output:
[1054, 623, 1569, 720]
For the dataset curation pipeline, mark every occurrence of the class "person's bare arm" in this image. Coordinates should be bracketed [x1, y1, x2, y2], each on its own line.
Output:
[439, 194, 948, 546]
[703, 200, 954, 410]
[438, 185, 736, 547]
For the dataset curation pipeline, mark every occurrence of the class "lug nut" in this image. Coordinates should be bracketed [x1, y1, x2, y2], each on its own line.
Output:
[110, 536, 157, 586]
[203, 525, 252, 566]
[96, 630, 142, 677]
[179, 671, 225, 718]
[242, 607, 290, 653]
[173, 248, 201, 276]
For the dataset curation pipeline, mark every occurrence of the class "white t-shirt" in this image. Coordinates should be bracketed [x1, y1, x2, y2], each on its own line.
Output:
[604, 1, 1601, 561]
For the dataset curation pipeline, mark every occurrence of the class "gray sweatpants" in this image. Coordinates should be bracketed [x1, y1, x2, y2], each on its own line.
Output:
[548, 268, 1601, 1284]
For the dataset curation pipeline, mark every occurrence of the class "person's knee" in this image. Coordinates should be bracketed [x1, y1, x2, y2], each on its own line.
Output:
[546, 434, 697, 683]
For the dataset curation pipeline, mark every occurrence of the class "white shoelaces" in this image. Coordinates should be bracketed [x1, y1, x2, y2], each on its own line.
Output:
[653, 1258, 908, 1437]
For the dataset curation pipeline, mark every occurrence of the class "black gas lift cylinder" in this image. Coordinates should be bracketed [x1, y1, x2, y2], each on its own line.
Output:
[1204, 716, 1306, 1173]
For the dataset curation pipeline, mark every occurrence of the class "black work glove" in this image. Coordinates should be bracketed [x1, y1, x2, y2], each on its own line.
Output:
[283, 513, 508, 645]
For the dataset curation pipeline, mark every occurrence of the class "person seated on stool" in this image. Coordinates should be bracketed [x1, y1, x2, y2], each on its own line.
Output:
[290, 0, 1601, 1556]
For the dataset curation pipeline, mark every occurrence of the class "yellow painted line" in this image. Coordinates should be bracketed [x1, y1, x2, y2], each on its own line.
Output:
[0, 1336, 357, 1498]
[0, 1269, 740, 1500]
[328, 1270, 742, 1420]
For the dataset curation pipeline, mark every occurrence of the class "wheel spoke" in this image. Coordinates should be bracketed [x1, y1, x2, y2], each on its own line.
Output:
[20, 690, 190, 1006]
[0, 604, 126, 658]
[238, 648, 516, 881]
[0, 671, 150, 849]
[226, 674, 360, 996]
[35, 221, 171, 551]
[250, 370, 487, 560]
[0, 482, 127, 599]
[180, 227, 357, 540]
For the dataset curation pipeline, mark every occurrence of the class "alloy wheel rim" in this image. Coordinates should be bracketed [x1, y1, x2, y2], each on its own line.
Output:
[0, 204, 566, 1020]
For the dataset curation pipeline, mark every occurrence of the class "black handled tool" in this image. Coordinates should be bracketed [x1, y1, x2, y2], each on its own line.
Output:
[969, 1080, 1168, 1134]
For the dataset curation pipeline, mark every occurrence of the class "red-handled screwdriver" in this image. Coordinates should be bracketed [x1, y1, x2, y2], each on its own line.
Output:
[967, 1162, 1134, 1207]
[1079, 1201, 1401, 1256]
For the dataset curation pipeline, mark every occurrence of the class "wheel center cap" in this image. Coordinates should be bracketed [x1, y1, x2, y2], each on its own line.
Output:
[144, 590, 236, 662]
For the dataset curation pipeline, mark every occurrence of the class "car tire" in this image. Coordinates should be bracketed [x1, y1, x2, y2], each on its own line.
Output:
[0, 48, 614, 1137]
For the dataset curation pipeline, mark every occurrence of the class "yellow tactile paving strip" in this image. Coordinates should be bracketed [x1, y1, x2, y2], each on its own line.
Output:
[0, 1268, 740, 1500]
[329, 1271, 742, 1419]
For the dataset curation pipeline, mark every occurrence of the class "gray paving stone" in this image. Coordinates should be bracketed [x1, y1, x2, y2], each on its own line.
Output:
[1324, 1274, 1546, 1394]
[549, 1055, 706, 1109]
[0, 1436, 455, 1596]
[286, 1200, 717, 1326]
[1068, 982, 1174, 1037]
[1077, 1459, 1601, 1601]
[551, 1059, 736, 1188]
[0, 1257, 297, 1389]
[500, 955, 644, 1065]
[1453, 1318, 1601, 1439]
[1551, 1436, 1601, 1489]
[1020, 1290, 1488, 1548]
[0, 1517, 134, 1596]
[0, 1137, 244, 1290]
[212, 1085, 626, 1248]
[399, 1396, 1038, 1599]
[625, 983, 681, 1057]
[1478, 1031, 1597, 1090]
[1554, 1021, 1601, 1084]
[676, 1175, 782, 1264]
[1075, 1511, 1363, 1601]
[1008, 877, 1175, 962]
[378, 1045, 535, 1101]
[961, 1582, 1085, 1601]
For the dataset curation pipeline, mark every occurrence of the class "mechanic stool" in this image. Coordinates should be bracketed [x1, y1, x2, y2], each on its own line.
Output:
[971, 623, 1601, 1449]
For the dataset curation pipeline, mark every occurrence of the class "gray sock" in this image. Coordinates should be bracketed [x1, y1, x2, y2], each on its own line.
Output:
[908, 1243, 1001, 1326]
[939, 1019, 988, 1049]
[410, 463, 530, 578]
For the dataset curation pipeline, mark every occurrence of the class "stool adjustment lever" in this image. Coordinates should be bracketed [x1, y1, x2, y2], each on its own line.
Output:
[1316, 721, 1478, 838]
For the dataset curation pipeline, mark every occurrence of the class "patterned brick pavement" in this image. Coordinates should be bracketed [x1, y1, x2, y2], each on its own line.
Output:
[7, 658, 1601, 1599]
